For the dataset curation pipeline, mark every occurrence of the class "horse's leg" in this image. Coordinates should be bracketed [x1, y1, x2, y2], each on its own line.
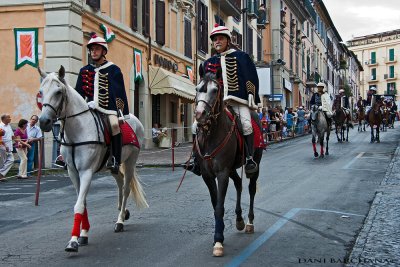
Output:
[229, 170, 244, 231]
[325, 130, 330, 156]
[370, 126, 374, 143]
[113, 169, 127, 232]
[246, 168, 258, 234]
[346, 126, 349, 142]
[213, 173, 229, 257]
[376, 125, 380, 143]
[335, 126, 341, 142]
[312, 133, 318, 157]
[65, 170, 93, 252]
[319, 136, 324, 158]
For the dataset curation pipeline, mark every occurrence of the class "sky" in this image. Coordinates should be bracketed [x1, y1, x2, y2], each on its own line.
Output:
[322, 0, 400, 42]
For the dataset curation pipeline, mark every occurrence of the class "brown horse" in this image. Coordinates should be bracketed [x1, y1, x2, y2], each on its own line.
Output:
[368, 100, 383, 143]
[194, 69, 263, 257]
[356, 106, 366, 132]
[333, 108, 350, 142]
[381, 105, 390, 132]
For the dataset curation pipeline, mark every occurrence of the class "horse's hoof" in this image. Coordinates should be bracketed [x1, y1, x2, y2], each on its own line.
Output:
[319, 154, 324, 158]
[114, 223, 124, 232]
[314, 152, 319, 158]
[377, 140, 380, 143]
[65, 241, 79, 252]
[236, 219, 245, 231]
[125, 209, 130, 220]
[213, 242, 224, 257]
[325, 151, 329, 156]
[245, 223, 254, 234]
[78, 236, 88, 246]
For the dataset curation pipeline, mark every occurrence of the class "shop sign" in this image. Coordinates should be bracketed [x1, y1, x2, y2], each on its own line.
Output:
[154, 54, 178, 72]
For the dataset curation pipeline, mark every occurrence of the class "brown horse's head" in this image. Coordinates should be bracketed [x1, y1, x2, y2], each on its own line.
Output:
[194, 66, 223, 125]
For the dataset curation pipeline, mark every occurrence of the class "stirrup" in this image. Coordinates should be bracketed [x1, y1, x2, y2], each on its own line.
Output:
[107, 157, 120, 174]
[245, 158, 258, 174]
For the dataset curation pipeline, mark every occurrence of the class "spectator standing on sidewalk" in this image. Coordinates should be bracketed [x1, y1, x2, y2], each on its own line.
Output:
[0, 114, 15, 182]
[14, 119, 31, 179]
[27, 115, 42, 177]
[296, 106, 306, 134]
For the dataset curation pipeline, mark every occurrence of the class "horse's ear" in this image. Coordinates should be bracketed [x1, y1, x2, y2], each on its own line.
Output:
[216, 67, 222, 80]
[38, 66, 47, 79]
[58, 65, 65, 80]
[198, 64, 205, 79]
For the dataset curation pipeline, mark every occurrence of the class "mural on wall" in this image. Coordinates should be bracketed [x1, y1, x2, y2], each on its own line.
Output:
[100, 23, 115, 43]
[14, 28, 38, 70]
[134, 48, 143, 82]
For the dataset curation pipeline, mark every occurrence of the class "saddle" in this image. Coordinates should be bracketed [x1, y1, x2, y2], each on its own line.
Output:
[225, 108, 266, 151]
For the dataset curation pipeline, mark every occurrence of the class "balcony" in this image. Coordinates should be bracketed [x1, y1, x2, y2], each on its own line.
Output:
[211, 0, 241, 17]
[384, 56, 397, 64]
[306, 72, 316, 87]
[384, 73, 397, 80]
[256, 8, 268, 29]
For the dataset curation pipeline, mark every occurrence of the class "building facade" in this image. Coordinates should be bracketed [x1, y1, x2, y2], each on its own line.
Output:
[347, 29, 400, 100]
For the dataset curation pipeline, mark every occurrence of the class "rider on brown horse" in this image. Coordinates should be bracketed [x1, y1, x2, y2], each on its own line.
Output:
[365, 87, 381, 124]
[332, 89, 353, 127]
[185, 24, 261, 176]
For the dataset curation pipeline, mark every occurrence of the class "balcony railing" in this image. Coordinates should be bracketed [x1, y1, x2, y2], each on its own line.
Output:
[211, 0, 241, 17]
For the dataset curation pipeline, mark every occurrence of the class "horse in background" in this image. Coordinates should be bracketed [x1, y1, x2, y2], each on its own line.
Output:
[356, 105, 366, 132]
[38, 66, 148, 253]
[333, 108, 349, 142]
[368, 98, 383, 143]
[310, 105, 330, 158]
[194, 68, 263, 257]
[381, 105, 390, 132]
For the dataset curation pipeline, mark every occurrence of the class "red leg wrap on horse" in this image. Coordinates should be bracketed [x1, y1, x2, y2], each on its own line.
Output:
[71, 213, 83, 237]
[82, 208, 90, 231]
[312, 143, 316, 151]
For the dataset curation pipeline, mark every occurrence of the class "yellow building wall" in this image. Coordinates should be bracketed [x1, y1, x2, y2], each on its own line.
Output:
[0, 5, 45, 122]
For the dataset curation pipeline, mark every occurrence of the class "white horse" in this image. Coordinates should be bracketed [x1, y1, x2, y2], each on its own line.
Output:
[38, 66, 148, 252]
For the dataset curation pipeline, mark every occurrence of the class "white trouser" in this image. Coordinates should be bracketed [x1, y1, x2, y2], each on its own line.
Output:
[231, 104, 253, 136]
[108, 114, 120, 136]
[17, 148, 28, 177]
[0, 149, 13, 176]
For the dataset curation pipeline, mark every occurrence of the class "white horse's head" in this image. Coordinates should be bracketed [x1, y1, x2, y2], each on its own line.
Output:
[38, 65, 67, 132]
[194, 66, 222, 124]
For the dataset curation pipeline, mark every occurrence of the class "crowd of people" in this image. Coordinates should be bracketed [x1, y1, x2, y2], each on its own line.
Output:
[258, 105, 309, 143]
[0, 113, 42, 182]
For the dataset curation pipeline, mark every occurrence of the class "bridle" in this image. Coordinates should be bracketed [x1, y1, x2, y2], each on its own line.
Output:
[195, 77, 222, 131]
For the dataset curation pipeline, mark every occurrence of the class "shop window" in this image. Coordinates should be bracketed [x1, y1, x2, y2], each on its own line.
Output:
[170, 101, 177, 123]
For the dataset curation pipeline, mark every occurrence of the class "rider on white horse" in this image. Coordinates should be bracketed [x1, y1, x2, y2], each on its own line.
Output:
[185, 24, 260, 175]
[75, 33, 129, 174]
[309, 82, 333, 125]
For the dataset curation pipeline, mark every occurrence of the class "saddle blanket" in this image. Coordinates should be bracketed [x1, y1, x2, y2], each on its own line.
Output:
[105, 122, 140, 148]
[225, 109, 266, 149]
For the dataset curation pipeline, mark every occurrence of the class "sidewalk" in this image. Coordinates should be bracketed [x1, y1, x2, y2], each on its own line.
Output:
[347, 145, 400, 266]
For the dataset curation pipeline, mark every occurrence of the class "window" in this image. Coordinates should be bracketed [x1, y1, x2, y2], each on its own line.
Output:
[152, 95, 161, 125]
[280, 36, 284, 59]
[257, 36, 262, 62]
[371, 68, 376, 80]
[86, 0, 100, 9]
[184, 19, 192, 58]
[231, 29, 242, 50]
[170, 102, 177, 123]
[247, 27, 253, 56]
[131, 0, 138, 31]
[387, 82, 396, 94]
[197, 1, 208, 54]
[155, 0, 165, 45]
[389, 65, 395, 78]
[289, 46, 293, 70]
[370, 51, 376, 64]
[142, 0, 150, 37]
[214, 15, 225, 26]
[389, 48, 395, 61]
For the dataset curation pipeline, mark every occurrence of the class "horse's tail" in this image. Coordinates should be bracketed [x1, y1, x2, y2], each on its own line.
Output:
[130, 168, 149, 209]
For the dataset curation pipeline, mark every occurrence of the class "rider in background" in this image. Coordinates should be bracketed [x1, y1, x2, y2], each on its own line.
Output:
[75, 33, 129, 174]
[185, 24, 261, 175]
[365, 87, 379, 124]
[332, 88, 353, 127]
[309, 82, 333, 126]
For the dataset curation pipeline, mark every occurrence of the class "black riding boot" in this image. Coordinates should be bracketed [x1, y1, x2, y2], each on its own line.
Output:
[244, 133, 258, 175]
[109, 133, 122, 174]
[183, 153, 201, 176]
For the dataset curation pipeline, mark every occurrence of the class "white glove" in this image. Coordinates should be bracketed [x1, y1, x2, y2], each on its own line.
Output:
[88, 101, 96, 109]
[248, 94, 257, 110]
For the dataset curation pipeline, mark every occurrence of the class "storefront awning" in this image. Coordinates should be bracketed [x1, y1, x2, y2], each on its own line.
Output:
[149, 66, 196, 102]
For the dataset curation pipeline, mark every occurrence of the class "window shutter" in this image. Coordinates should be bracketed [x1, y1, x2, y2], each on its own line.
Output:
[389, 65, 395, 78]
[389, 48, 395, 61]
[202, 6, 209, 53]
[371, 68, 376, 80]
[184, 19, 192, 58]
[131, 0, 138, 31]
[257, 36, 262, 61]
[197, 2, 202, 52]
[142, 0, 150, 37]
[371, 51, 376, 64]
[155, 1, 165, 45]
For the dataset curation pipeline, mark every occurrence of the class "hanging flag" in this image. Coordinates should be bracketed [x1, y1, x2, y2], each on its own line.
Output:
[14, 28, 38, 70]
[134, 48, 143, 82]
[100, 24, 115, 43]
[186, 66, 193, 83]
